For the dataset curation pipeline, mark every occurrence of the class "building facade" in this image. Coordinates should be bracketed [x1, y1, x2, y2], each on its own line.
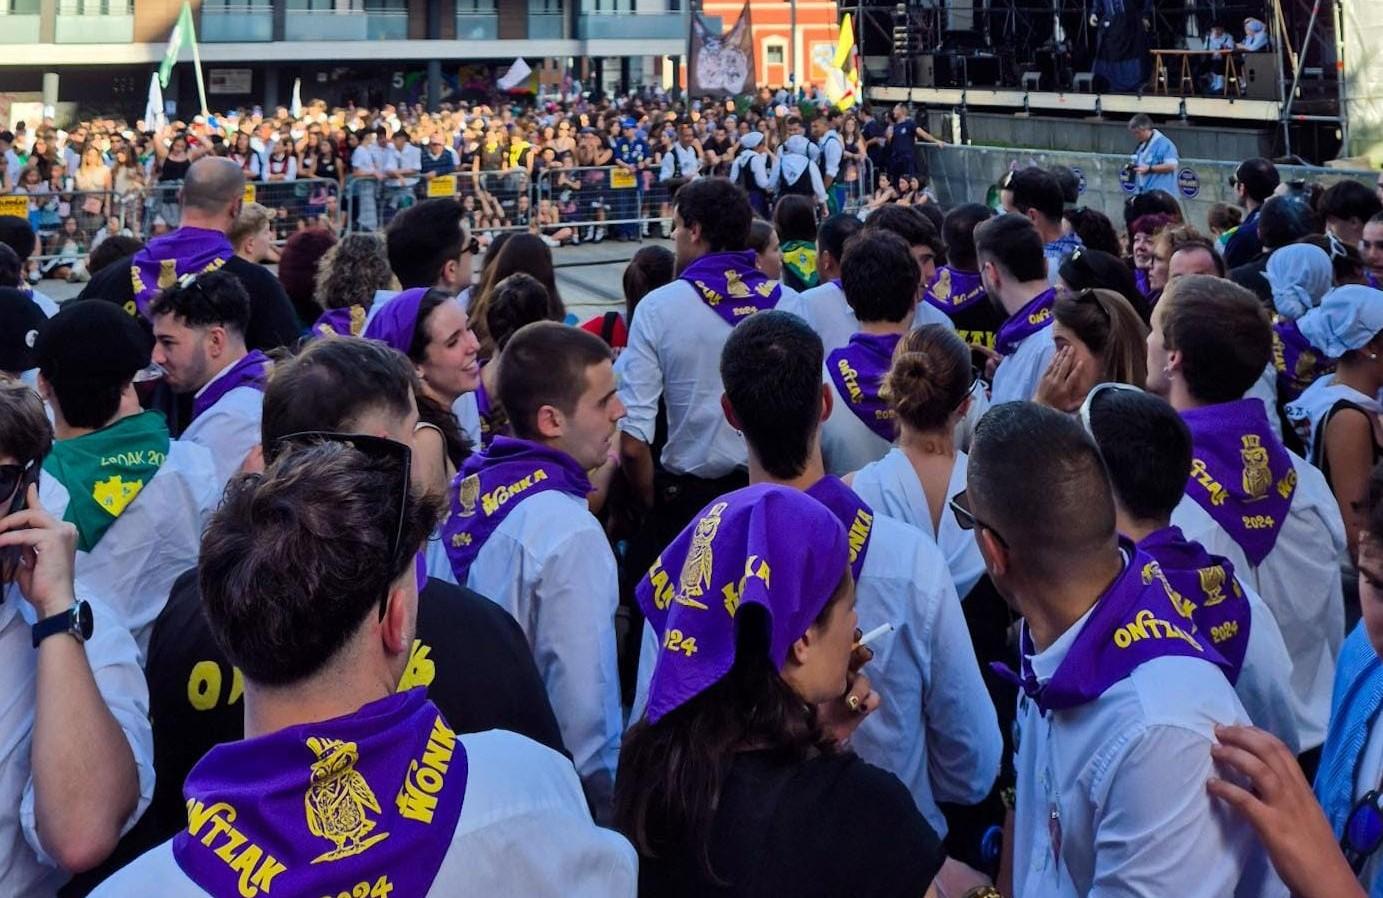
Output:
[692, 0, 841, 91]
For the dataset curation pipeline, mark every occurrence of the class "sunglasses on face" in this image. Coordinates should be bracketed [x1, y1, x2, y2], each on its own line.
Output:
[0, 461, 37, 512]
[462, 236, 481, 257]
[950, 490, 1008, 548]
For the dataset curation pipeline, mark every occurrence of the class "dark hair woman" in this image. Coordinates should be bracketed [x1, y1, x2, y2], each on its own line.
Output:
[468, 233, 565, 355]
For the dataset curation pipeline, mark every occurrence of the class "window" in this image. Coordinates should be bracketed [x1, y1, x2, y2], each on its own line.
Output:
[457, 0, 496, 12]
[766, 45, 784, 65]
[57, 0, 129, 13]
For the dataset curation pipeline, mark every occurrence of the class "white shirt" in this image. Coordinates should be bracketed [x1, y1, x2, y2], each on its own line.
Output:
[462, 489, 622, 819]
[1246, 362, 1283, 441]
[26, 288, 59, 318]
[728, 150, 775, 190]
[630, 508, 999, 837]
[619, 278, 775, 478]
[1013, 606, 1286, 897]
[777, 280, 955, 358]
[1234, 578, 1303, 754]
[351, 142, 382, 176]
[850, 447, 985, 599]
[818, 130, 844, 180]
[1171, 448, 1346, 750]
[41, 441, 220, 660]
[386, 142, 423, 187]
[1285, 374, 1381, 463]
[91, 730, 637, 898]
[1357, 712, 1383, 891]
[659, 143, 701, 182]
[183, 372, 263, 491]
[991, 325, 1057, 404]
[0, 586, 154, 898]
[821, 361, 893, 476]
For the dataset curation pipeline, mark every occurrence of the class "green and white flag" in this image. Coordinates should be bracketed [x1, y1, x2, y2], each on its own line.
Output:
[158, 1, 195, 89]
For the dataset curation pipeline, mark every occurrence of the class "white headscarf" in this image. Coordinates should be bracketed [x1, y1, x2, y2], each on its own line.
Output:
[1266, 243, 1334, 319]
[1296, 284, 1383, 358]
[779, 135, 811, 186]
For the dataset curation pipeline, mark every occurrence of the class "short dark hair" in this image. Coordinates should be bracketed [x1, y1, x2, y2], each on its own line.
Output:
[1048, 165, 1081, 206]
[1320, 180, 1383, 225]
[774, 195, 818, 244]
[942, 203, 994, 270]
[1009, 167, 1064, 222]
[720, 311, 823, 480]
[199, 441, 436, 686]
[1234, 158, 1281, 204]
[968, 402, 1116, 579]
[676, 177, 751, 253]
[747, 219, 776, 256]
[622, 245, 675, 322]
[816, 212, 863, 262]
[1123, 191, 1183, 232]
[1063, 207, 1121, 257]
[1160, 274, 1272, 403]
[1058, 248, 1149, 320]
[487, 272, 554, 353]
[0, 217, 36, 264]
[863, 204, 941, 254]
[1086, 388, 1191, 523]
[262, 338, 415, 455]
[840, 230, 919, 323]
[1258, 194, 1320, 250]
[88, 235, 144, 276]
[147, 269, 251, 335]
[974, 213, 1046, 283]
[0, 377, 52, 471]
[0, 243, 19, 288]
[499, 322, 613, 439]
[386, 198, 467, 288]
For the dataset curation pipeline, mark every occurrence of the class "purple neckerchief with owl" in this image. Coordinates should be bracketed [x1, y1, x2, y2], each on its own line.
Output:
[826, 332, 901, 441]
[678, 250, 782, 327]
[173, 688, 466, 898]
[925, 265, 988, 313]
[129, 227, 234, 317]
[994, 288, 1055, 356]
[191, 350, 270, 422]
[312, 306, 369, 339]
[1136, 525, 1250, 684]
[1181, 399, 1297, 567]
[1273, 317, 1335, 404]
[441, 436, 592, 583]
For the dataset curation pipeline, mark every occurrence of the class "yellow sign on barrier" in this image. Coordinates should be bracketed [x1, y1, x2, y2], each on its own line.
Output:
[428, 175, 457, 198]
[610, 169, 637, 189]
[243, 183, 257, 204]
[0, 195, 27, 220]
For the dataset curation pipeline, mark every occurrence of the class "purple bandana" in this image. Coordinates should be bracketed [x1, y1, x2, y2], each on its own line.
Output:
[313, 306, 369, 339]
[1272, 317, 1335, 403]
[999, 540, 1234, 713]
[1135, 268, 1151, 297]
[994, 288, 1056, 356]
[805, 476, 874, 582]
[925, 265, 988, 313]
[173, 688, 466, 898]
[191, 350, 270, 422]
[679, 250, 782, 327]
[129, 228, 234, 317]
[363, 288, 429, 355]
[636, 484, 849, 724]
[1136, 526, 1251, 684]
[1181, 399, 1297, 567]
[441, 436, 593, 583]
[826, 332, 901, 441]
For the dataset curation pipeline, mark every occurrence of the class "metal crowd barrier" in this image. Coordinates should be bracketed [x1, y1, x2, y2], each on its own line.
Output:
[533, 165, 677, 239]
[342, 170, 533, 236]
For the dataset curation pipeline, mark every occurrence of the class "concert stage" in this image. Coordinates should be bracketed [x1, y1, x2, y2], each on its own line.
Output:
[867, 85, 1282, 123]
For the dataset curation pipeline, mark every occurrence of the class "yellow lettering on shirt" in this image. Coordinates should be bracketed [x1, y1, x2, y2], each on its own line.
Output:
[1112, 609, 1204, 651]
[395, 715, 457, 824]
[836, 358, 864, 404]
[1189, 458, 1229, 507]
[480, 468, 549, 516]
[184, 799, 287, 896]
[846, 510, 872, 567]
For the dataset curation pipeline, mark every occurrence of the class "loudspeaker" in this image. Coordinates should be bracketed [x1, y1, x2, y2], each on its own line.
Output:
[964, 53, 1003, 86]
[889, 55, 935, 86]
[1241, 53, 1278, 100]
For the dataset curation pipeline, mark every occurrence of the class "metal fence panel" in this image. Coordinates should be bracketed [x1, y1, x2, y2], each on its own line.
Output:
[343, 170, 532, 236]
[534, 166, 675, 239]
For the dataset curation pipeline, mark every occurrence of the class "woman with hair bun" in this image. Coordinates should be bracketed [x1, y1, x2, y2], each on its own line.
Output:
[846, 325, 984, 600]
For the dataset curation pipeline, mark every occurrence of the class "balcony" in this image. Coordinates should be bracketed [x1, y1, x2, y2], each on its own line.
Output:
[527, 11, 562, 38]
[284, 7, 407, 39]
[201, 4, 274, 41]
[577, 10, 682, 39]
[454, 13, 496, 39]
[55, 0, 132, 41]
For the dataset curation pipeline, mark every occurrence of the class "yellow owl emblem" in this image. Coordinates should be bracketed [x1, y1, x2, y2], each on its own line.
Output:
[1198, 564, 1229, 606]
[303, 736, 389, 864]
[1142, 559, 1195, 620]
[457, 474, 480, 517]
[157, 258, 180, 291]
[1239, 435, 1272, 501]
[675, 501, 728, 611]
[92, 475, 144, 518]
[349, 304, 367, 336]
[931, 267, 953, 302]
[724, 269, 751, 298]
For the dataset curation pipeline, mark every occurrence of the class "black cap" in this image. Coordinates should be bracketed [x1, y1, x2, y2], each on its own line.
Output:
[34, 299, 152, 387]
[0, 288, 46, 374]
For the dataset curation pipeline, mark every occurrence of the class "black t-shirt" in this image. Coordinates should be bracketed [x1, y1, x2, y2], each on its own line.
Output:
[942, 291, 1006, 352]
[78, 249, 301, 350]
[137, 569, 567, 847]
[638, 749, 943, 898]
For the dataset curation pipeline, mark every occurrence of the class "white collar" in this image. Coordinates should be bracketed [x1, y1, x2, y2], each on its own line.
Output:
[193, 351, 246, 400]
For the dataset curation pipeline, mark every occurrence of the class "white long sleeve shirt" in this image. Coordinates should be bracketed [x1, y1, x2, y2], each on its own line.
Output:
[181, 380, 262, 492]
[659, 143, 701, 182]
[990, 326, 1057, 404]
[728, 150, 775, 190]
[0, 586, 154, 898]
[91, 730, 637, 898]
[462, 489, 623, 819]
[1171, 449, 1345, 750]
[818, 131, 844, 180]
[820, 364, 893, 476]
[776, 280, 954, 357]
[1013, 606, 1286, 897]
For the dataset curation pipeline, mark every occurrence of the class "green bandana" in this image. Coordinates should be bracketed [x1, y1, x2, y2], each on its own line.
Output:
[780, 240, 819, 289]
[44, 411, 171, 552]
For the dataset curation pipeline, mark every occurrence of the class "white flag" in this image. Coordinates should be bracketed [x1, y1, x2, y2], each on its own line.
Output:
[145, 72, 167, 131]
[497, 58, 532, 92]
[291, 77, 303, 118]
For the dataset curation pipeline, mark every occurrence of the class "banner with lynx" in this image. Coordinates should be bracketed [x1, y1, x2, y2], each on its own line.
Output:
[689, 2, 754, 97]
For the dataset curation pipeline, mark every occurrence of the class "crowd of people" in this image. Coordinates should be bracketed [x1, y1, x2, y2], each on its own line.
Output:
[0, 89, 941, 269]
[2, 95, 1383, 898]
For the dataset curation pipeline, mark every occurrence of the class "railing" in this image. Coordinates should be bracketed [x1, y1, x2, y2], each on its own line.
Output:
[342, 170, 532, 235]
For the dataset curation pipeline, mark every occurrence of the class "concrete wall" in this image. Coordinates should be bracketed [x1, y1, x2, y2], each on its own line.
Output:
[919, 143, 1374, 233]
[1343, 0, 1383, 163]
[957, 112, 1275, 164]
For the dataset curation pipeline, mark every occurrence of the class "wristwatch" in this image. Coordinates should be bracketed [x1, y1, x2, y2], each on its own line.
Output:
[31, 600, 93, 648]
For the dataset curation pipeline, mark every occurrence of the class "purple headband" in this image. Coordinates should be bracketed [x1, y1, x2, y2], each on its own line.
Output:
[635, 484, 850, 724]
[362, 287, 430, 355]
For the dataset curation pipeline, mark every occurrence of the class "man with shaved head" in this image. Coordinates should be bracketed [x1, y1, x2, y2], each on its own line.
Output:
[79, 156, 297, 352]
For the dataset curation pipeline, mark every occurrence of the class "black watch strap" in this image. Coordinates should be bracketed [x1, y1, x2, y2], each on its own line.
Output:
[32, 600, 93, 648]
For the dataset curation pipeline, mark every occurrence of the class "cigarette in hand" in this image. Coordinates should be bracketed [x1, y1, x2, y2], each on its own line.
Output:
[854, 622, 894, 650]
